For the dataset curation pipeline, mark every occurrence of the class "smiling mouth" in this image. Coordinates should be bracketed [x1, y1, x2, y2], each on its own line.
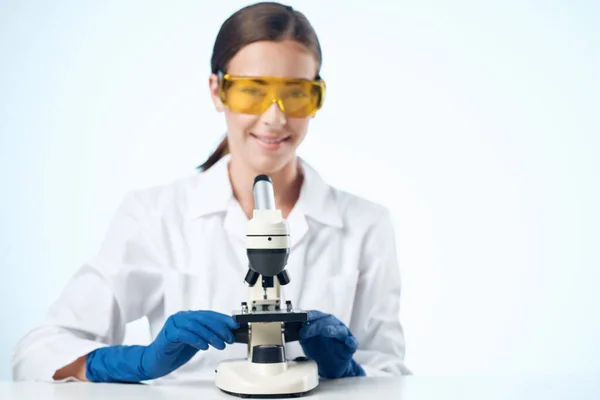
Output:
[251, 133, 290, 143]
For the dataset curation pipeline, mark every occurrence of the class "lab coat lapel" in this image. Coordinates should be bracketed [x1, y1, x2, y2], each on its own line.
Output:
[223, 199, 248, 244]
[186, 154, 343, 290]
[279, 158, 345, 310]
[186, 154, 248, 277]
[295, 157, 343, 228]
[187, 154, 233, 219]
[186, 153, 248, 245]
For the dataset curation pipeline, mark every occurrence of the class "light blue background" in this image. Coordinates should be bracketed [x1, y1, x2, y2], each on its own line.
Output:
[1, 0, 599, 380]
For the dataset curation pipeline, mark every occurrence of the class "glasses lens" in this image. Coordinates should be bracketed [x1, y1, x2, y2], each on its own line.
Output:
[221, 76, 324, 117]
[277, 82, 320, 117]
[225, 79, 270, 114]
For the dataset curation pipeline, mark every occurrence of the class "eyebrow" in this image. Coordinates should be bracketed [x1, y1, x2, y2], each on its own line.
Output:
[250, 79, 269, 85]
[247, 78, 309, 86]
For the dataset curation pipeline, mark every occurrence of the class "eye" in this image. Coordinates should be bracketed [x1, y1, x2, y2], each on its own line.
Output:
[241, 87, 264, 96]
[289, 89, 308, 98]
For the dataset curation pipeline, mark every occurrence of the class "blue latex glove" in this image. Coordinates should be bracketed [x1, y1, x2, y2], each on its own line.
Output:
[85, 310, 239, 382]
[299, 310, 366, 379]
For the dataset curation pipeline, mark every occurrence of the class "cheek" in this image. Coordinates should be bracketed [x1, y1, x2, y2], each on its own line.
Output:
[287, 118, 311, 140]
[224, 111, 258, 141]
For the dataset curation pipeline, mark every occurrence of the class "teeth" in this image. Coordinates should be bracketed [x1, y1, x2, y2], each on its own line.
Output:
[256, 136, 285, 143]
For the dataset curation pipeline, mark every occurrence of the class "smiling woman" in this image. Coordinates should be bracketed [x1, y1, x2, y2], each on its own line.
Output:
[212, 46, 324, 161]
[199, 3, 324, 200]
[12, 1, 411, 385]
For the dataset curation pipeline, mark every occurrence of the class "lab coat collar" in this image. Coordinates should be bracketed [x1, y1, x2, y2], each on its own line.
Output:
[187, 153, 344, 230]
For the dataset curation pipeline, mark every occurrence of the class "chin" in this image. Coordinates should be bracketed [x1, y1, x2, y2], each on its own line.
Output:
[247, 153, 295, 175]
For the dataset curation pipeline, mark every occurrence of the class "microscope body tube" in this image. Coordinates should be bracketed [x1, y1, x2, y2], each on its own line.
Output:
[246, 175, 291, 286]
[253, 175, 276, 210]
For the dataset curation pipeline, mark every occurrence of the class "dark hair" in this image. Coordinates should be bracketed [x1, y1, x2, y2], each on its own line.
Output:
[198, 1, 322, 172]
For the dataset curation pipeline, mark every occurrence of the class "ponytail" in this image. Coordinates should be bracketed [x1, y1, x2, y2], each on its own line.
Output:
[198, 134, 229, 172]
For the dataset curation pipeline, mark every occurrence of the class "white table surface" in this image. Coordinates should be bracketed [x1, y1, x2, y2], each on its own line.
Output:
[2, 376, 599, 400]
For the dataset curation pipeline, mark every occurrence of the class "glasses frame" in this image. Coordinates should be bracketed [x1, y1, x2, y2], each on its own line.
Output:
[216, 72, 327, 116]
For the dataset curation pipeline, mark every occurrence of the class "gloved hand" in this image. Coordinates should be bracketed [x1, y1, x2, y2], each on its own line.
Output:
[299, 310, 366, 379]
[85, 310, 239, 382]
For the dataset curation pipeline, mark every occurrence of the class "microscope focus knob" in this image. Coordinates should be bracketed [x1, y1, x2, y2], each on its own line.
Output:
[251, 345, 285, 364]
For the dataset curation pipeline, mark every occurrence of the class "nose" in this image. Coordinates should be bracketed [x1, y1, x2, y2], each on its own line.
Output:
[260, 100, 287, 128]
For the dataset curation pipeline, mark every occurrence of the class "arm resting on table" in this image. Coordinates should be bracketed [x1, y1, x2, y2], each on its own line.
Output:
[53, 355, 88, 381]
[12, 192, 164, 382]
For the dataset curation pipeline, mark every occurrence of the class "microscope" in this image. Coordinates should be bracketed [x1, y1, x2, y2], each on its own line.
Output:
[215, 175, 319, 398]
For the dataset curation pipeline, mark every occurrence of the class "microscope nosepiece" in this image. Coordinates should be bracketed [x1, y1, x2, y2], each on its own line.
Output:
[247, 248, 289, 278]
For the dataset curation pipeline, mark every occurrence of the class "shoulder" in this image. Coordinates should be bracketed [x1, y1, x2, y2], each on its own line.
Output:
[315, 176, 400, 272]
[330, 186, 397, 252]
[117, 172, 206, 220]
[332, 187, 392, 227]
[323, 182, 399, 273]
[300, 157, 394, 234]
[121, 155, 232, 219]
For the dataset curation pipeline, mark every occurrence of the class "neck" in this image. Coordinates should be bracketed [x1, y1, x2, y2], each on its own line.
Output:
[228, 156, 303, 219]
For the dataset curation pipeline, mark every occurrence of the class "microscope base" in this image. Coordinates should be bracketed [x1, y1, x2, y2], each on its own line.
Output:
[215, 359, 319, 398]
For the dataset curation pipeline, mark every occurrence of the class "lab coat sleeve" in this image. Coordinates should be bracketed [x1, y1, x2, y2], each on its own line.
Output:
[350, 209, 412, 377]
[12, 191, 165, 382]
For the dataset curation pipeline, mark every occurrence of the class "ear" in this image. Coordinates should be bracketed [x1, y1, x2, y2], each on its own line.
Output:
[209, 73, 225, 112]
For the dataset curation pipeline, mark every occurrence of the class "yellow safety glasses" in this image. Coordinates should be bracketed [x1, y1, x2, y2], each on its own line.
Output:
[218, 73, 326, 118]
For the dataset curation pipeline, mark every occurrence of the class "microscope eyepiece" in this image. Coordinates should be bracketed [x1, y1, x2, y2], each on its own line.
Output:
[253, 175, 272, 185]
[253, 174, 276, 210]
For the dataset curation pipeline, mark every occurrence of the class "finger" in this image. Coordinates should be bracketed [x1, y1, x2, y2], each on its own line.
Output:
[319, 324, 350, 343]
[299, 321, 323, 340]
[197, 311, 240, 330]
[188, 314, 236, 344]
[171, 327, 209, 350]
[344, 335, 359, 351]
[331, 338, 356, 361]
[307, 310, 330, 322]
[186, 320, 227, 350]
[300, 317, 341, 340]
[202, 315, 236, 345]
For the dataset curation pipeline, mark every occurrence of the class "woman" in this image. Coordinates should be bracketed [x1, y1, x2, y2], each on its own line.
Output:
[12, 1, 410, 383]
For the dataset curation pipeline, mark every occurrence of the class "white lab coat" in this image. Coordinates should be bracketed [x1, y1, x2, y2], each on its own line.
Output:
[12, 154, 411, 382]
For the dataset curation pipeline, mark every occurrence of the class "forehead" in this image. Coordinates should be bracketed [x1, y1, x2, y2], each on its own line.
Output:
[226, 40, 318, 80]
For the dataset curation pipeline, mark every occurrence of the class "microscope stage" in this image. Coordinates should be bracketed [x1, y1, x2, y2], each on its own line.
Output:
[234, 309, 307, 324]
[232, 309, 308, 344]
